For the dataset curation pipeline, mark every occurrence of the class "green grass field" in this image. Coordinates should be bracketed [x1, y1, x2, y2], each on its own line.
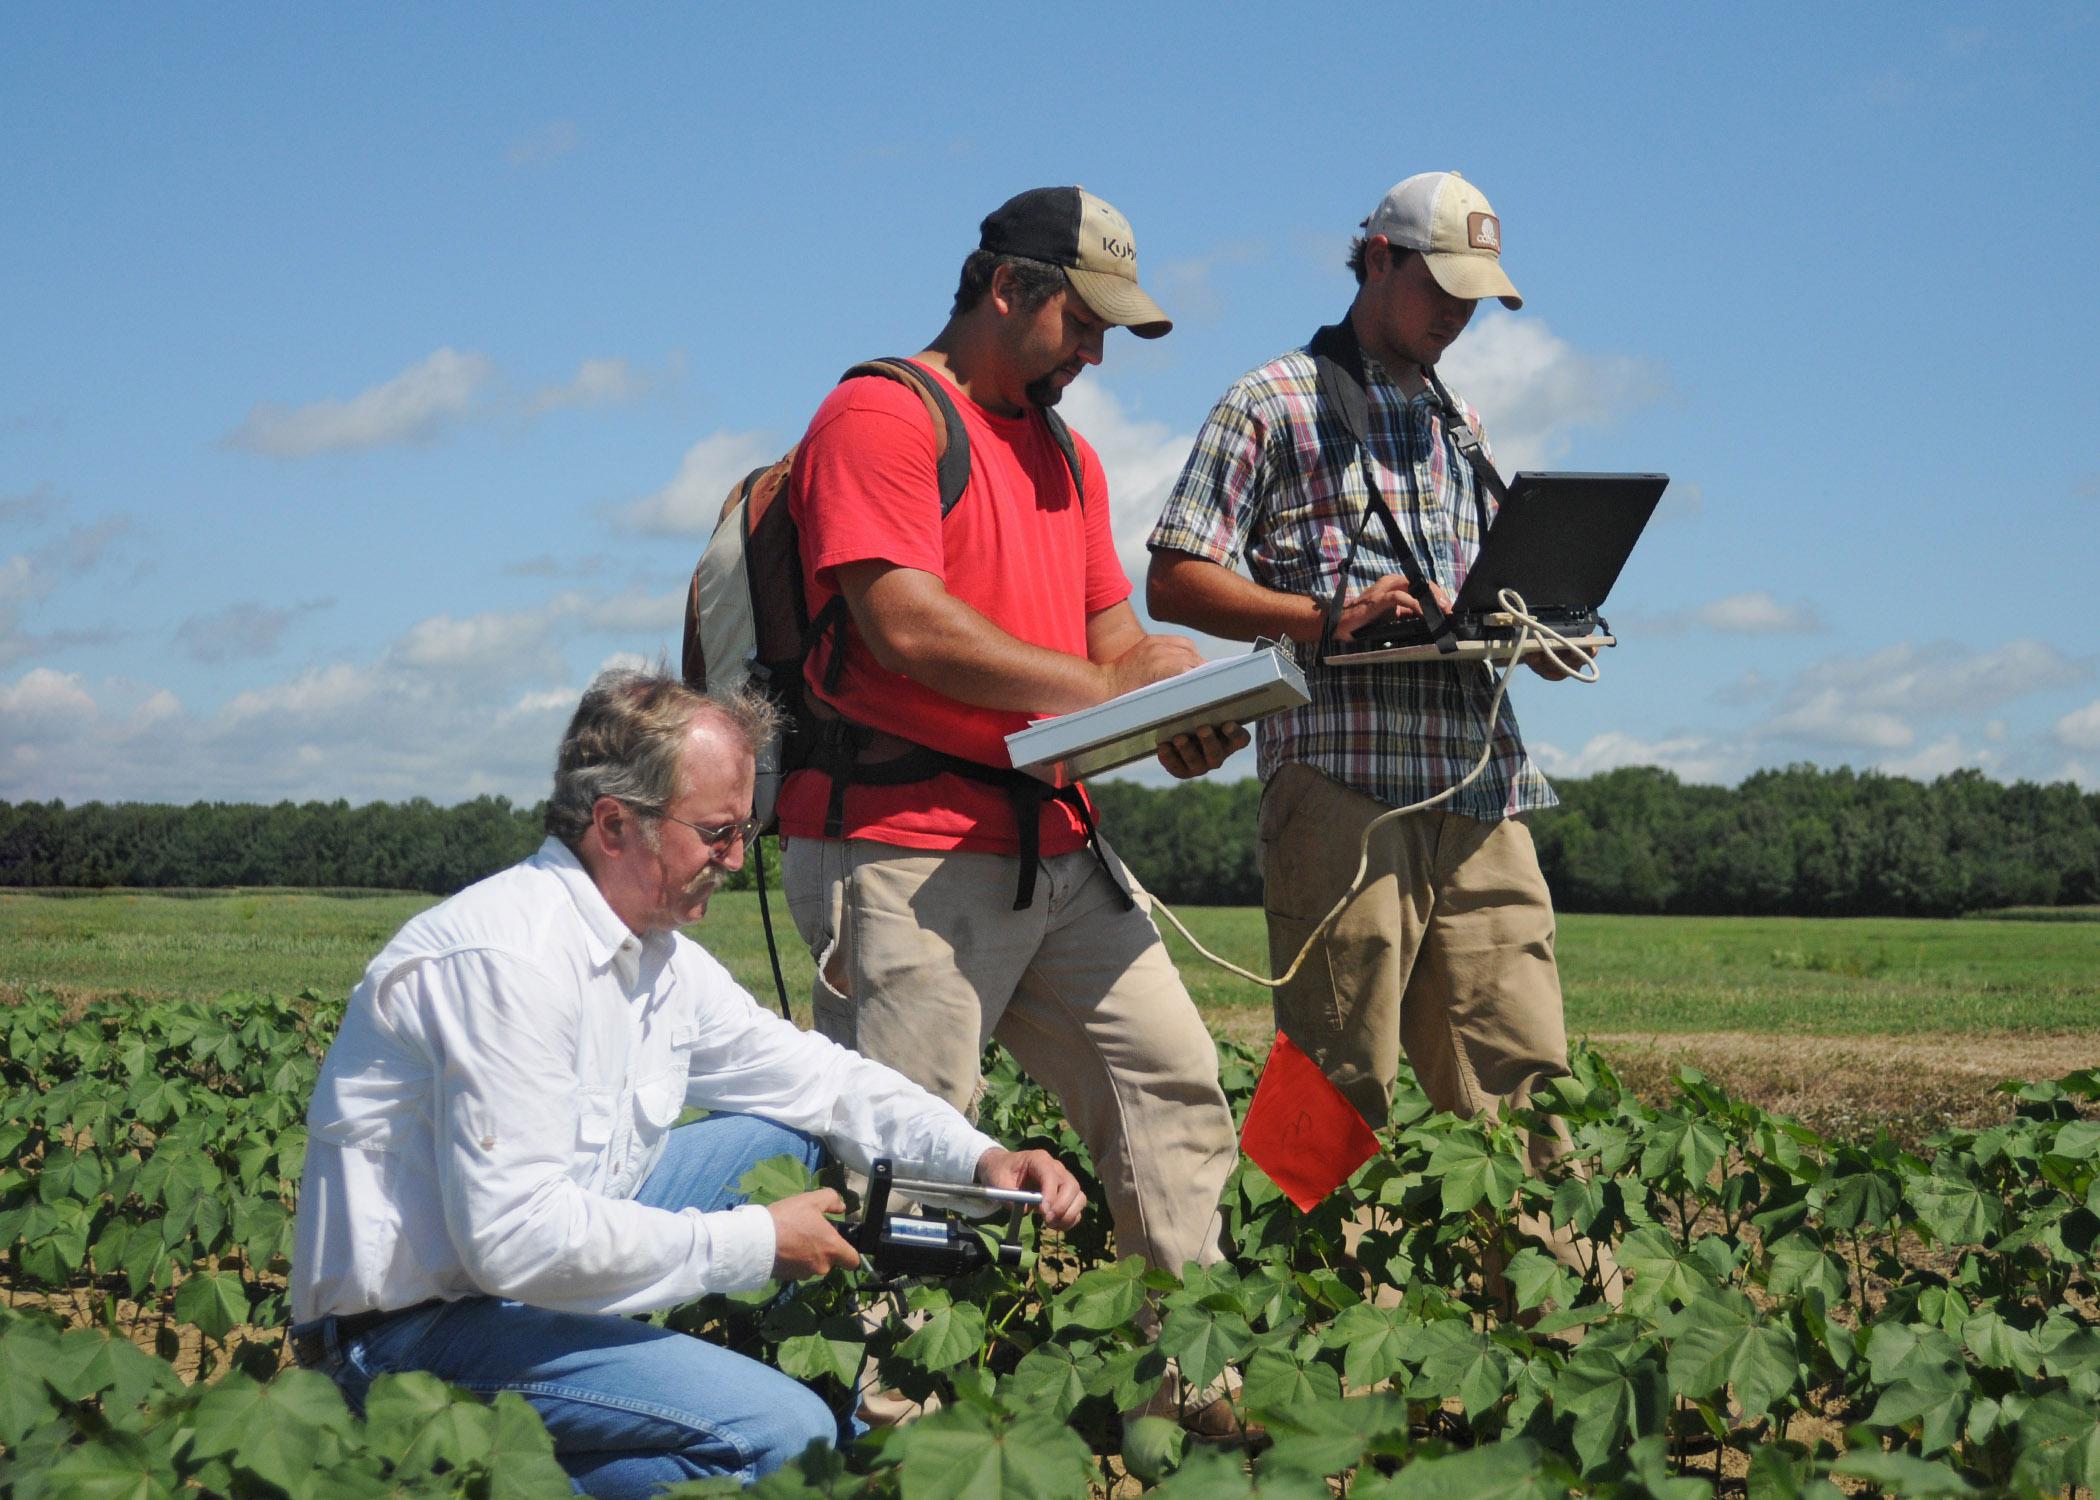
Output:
[5, 887, 2098, 1039]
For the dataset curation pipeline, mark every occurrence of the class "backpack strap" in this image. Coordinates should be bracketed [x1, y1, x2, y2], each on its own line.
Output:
[1039, 406, 1086, 505]
[843, 356, 1085, 511]
[810, 718, 1129, 912]
[840, 358, 972, 515]
[804, 360, 1122, 909]
[806, 358, 973, 696]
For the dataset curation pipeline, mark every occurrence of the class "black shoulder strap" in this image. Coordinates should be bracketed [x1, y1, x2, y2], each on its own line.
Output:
[839, 357, 973, 516]
[1305, 320, 1450, 655]
[1423, 367, 1509, 512]
[1308, 320, 1374, 449]
[1038, 406, 1086, 506]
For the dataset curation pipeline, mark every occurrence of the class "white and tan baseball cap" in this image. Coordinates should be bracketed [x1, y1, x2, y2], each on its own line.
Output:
[977, 186, 1172, 338]
[1363, 171, 1522, 309]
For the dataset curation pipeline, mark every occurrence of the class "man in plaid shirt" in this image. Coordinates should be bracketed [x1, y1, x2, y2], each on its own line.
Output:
[1148, 172, 1611, 1296]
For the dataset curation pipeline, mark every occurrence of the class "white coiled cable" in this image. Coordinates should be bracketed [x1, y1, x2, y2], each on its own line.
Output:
[1144, 588, 1601, 988]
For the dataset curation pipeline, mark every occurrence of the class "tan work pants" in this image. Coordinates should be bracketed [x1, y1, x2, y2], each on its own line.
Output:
[1260, 762, 1572, 1136]
[1260, 764, 1615, 1295]
[781, 836, 1235, 1278]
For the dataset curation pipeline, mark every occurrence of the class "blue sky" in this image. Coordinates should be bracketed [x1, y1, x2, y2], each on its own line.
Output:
[5, 4, 2097, 807]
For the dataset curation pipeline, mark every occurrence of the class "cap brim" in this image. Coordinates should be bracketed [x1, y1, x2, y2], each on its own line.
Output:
[1065, 266, 1173, 338]
[1423, 251, 1523, 311]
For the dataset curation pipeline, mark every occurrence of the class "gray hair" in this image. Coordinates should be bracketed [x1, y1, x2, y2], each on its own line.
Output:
[543, 667, 782, 848]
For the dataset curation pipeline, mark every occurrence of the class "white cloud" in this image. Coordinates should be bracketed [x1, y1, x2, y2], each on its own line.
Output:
[45, 517, 131, 572]
[225, 348, 495, 457]
[1652, 479, 1703, 526]
[1436, 314, 1663, 474]
[174, 587, 680, 792]
[7, 640, 583, 805]
[616, 430, 780, 535]
[0, 618, 125, 669]
[1057, 381, 1196, 588]
[578, 589, 684, 634]
[1762, 689, 1917, 749]
[2055, 699, 2100, 751]
[1748, 639, 2090, 757]
[1152, 241, 1268, 326]
[1780, 640, 2085, 719]
[221, 661, 382, 726]
[0, 667, 98, 725]
[387, 604, 569, 680]
[1, 520, 137, 665]
[528, 356, 662, 415]
[1878, 734, 1996, 781]
[1713, 669, 1773, 706]
[1530, 729, 1739, 784]
[132, 690, 182, 728]
[0, 482, 60, 525]
[174, 600, 331, 663]
[1693, 590, 1821, 635]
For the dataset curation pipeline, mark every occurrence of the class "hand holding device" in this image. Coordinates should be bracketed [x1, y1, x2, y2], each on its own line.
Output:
[843, 1159, 1045, 1280]
[767, 1188, 862, 1279]
[1101, 633, 1204, 699]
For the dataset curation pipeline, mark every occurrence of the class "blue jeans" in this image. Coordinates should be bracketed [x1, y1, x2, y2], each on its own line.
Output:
[296, 1114, 835, 1496]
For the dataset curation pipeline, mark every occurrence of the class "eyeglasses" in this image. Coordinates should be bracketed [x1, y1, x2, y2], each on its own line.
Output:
[651, 811, 761, 852]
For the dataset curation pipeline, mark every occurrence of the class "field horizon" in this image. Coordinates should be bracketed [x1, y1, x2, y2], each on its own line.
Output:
[5, 886, 2095, 1144]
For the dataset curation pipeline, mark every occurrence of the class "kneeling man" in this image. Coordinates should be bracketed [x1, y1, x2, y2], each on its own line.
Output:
[290, 668, 1081, 1496]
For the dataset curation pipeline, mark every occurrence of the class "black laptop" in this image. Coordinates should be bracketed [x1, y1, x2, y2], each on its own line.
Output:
[1329, 471, 1668, 660]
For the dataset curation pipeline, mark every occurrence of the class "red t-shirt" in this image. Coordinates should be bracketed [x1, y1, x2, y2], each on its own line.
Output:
[774, 362, 1131, 855]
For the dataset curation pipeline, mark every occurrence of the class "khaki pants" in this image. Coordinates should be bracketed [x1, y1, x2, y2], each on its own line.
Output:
[781, 835, 1235, 1278]
[1260, 764, 1616, 1296]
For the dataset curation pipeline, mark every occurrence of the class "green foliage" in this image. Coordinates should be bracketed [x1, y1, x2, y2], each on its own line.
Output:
[0, 795, 545, 893]
[0, 1311, 573, 1498]
[4, 987, 2099, 1496]
[1530, 764, 2100, 918]
[10, 761, 2098, 914]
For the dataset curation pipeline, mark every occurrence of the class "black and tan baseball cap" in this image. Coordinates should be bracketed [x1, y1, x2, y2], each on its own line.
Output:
[1363, 171, 1523, 310]
[977, 186, 1173, 338]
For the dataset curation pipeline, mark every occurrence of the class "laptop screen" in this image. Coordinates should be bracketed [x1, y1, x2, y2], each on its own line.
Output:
[1449, 472, 1669, 619]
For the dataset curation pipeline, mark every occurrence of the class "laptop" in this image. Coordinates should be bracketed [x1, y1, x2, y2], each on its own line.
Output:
[1326, 471, 1667, 665]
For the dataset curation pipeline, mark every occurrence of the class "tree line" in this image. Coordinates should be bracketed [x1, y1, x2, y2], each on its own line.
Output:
[3, 764, 2097, 917]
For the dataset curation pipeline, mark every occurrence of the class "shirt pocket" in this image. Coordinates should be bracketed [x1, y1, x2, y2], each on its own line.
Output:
[315, 1114, 400, 1154]
[634, 1025, 698, 1132]
[575, 1087, 616, 1149]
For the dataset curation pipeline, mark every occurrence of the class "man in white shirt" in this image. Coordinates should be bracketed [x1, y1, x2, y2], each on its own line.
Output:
[289, 667, 1083, 1496]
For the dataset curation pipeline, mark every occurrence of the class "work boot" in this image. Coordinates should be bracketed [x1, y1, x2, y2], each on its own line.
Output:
[1127, 1365, 1267, 1448]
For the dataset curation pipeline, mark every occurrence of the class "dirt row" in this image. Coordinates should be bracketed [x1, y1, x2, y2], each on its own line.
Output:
[1203, 1008, 2098, 1145]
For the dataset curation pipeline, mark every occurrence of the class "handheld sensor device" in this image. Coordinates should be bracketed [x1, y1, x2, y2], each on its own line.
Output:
[844, 1159, 1039, 1279]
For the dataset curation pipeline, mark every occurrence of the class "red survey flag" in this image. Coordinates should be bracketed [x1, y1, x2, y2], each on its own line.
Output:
[1240, 1031, 1381, 1211]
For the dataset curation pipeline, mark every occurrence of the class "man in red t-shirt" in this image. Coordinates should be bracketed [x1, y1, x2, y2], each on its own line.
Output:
[778, 188, 1250, 1436]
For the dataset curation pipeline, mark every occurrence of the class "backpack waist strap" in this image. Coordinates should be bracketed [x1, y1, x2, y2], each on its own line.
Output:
[810, 721, 1130, 913]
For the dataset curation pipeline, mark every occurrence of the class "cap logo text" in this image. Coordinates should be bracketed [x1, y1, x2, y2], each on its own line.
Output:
[1467, 213, 1500, 253]
[1097, 235, 1135, 262]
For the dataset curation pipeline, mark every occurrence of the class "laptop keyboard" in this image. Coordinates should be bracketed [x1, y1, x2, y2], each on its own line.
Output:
[1336, 607, 1605, 655]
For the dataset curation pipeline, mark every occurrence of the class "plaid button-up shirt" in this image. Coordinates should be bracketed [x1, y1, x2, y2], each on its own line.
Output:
[1150, 341, 1555, 821]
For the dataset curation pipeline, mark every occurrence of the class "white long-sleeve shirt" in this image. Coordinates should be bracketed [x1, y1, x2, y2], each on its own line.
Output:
[291, 838, 1000, 1323]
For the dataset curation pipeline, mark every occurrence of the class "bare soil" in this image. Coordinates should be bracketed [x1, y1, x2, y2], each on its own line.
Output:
[1210, 1009, 2097, 1145]
[1588, 1028, 2098, 1143]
